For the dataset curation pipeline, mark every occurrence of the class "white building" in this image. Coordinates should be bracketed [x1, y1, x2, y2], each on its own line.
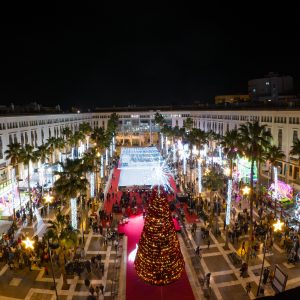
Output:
[1, 107, 300, 206]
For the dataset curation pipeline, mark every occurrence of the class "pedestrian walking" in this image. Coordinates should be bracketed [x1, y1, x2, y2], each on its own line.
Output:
[241, 241, 246, 255]
[99, 283, 104, 295]
[207, 239, 210, 249]
[95, 286, 100, 298]
[246, 282, 251, 294]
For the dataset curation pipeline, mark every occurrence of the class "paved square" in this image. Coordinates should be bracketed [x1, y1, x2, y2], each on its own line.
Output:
[9, 277, 22, 286]
[204, 254, 231, 272]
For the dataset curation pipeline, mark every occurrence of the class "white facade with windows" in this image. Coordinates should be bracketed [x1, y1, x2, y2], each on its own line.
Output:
[1, 108, 300, 188]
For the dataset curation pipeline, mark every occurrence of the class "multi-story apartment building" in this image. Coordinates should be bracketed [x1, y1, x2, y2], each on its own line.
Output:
[1, 106, 300, 205]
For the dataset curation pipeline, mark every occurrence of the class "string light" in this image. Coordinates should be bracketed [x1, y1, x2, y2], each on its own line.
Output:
[226, 179, 232, 225]
[134, 190, 184, 285]
[22, 237, 34, 250]
[71, 198, 77, 229]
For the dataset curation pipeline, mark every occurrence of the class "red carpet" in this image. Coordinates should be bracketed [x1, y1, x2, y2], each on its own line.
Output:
[119, 214, 195, 300]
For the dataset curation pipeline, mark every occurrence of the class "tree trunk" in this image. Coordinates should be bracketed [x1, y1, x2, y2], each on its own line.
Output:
[59, 249, 68, 287]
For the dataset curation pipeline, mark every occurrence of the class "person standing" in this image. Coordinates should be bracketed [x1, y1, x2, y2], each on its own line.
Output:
[207, 239, 211, 249]
[246, 282, 251, 294]
[99, 283, 104, 295]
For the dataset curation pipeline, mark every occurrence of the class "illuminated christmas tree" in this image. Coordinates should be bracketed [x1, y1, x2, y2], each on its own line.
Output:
[134, 189, 184, 285]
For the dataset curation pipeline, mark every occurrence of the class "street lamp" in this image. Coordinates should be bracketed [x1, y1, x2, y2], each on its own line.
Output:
[22, 237, 35, 250]
[224, 167, 231, 177]
[44, 194, 53, 215]
[256, 219, 284, 296]
[242, 186, 250, 196]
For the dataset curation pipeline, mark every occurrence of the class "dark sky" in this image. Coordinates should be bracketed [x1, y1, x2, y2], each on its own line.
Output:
[0, 2, 299, 109]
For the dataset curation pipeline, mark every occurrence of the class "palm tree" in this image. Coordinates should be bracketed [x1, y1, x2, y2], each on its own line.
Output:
[239, 121, 272, 262]
[19, 144, 37, 220]
[203, 166, 225, 230]
[183, 117, 194, 132]
[107, 113, 119, 137]
[44, 212, 79, 288]
[220, 129, 242, 248]
[79, 122, 92, 149]
[265, 145, 285, 217]
[154, 112, 166, 149]
[5, 142, 22, 213]
[54, 158, 89, 235]
[35, 144, 50, 196]
[68, 131, 85, 159]
[265, 145, 285, 183]
[290, 138, 300, 163]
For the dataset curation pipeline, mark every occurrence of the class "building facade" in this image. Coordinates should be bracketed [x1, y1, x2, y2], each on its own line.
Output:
[1, 107, 300, 192]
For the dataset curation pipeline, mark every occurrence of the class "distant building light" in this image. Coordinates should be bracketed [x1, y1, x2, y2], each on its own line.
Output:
[77, 110, 80, 114]
[268, 99, 272, 102]
[266, 81, 270, 85]
[253, 88, 256, 93]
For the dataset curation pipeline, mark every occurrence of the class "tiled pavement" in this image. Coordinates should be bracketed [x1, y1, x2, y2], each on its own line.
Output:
[184, 198, 300, 299]
[0, 228, 123, 300]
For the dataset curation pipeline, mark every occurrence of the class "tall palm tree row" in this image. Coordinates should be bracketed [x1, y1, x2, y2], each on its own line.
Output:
[5, 142, 23, 214]
[220, 129, 243, 248]
[239, 121, 272, 262]
[44, 211, 79, 287]
[19, 144, 37, 220]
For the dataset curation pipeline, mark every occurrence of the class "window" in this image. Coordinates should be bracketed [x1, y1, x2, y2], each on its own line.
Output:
[294, 167, 299, 180]
[278, 129, 283, 150]
[293, 130, 298, 143]
[289, 165, 293, 177]
[41, 129, 44, 144]
[21, 133, 24, 146]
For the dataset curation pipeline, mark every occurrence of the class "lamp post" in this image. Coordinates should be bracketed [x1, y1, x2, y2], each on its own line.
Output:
[46, 239, 59, 300]
[22, 237, 35, 250]
[44, 194, 53, 216]
[242, 185, 250, 211]
[256, 219, 284, 297]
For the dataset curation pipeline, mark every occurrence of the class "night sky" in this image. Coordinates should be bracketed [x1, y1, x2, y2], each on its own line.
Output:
[0, 2, 299, 110]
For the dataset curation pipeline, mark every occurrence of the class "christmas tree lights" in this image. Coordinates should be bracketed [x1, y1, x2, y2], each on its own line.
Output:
[134, 190, 184, 285]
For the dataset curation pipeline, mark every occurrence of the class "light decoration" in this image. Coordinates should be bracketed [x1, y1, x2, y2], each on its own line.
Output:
[178, 144, 189, 176]
[110, 143, 113, 157]
[224, 167, 231, 177]
[172, 143, 176, 163]
[134, 190, 184, 285]
[273, 219, 284, 232]
[268, 180, 293, 201]
[22, 237, 34, 250]
[100, 155, 104, 178]
[225, 179, 232, 225]
[165, 136, 168, 154]
[242, 186, 250, 195]
[198, 159, 202, 193]
[161, 133, 164, 150]
[218, 145, 222, 161]
[113, 136, 116, 152]
[105, 149, 108, 166]
[129, 244, 138, 262]
[44, 194, 53, 204]
[90, 172, 95, 198]
[71, 198, 77, 229]
[151, 158, 173, 192]
[274, 166, 278, 199]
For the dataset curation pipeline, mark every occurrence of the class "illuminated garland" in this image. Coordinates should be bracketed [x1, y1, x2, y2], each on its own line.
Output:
[71, 198, 77, 229]
[134, 190, 184, 285]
